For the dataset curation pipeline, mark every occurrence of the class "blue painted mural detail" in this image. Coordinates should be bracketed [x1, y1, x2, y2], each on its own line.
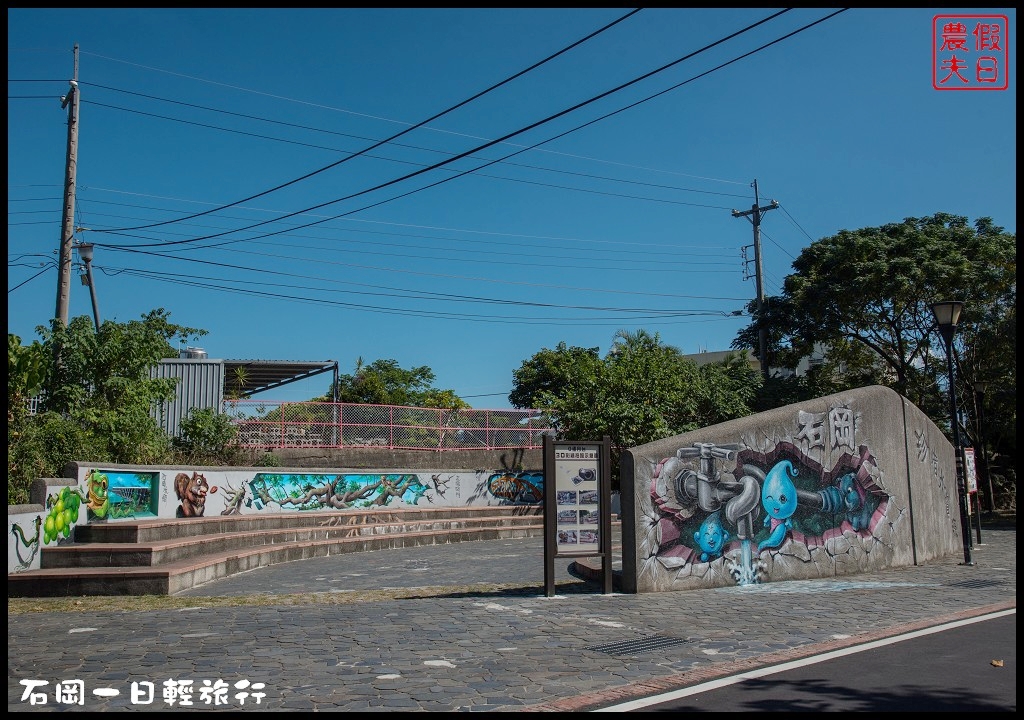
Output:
[693, 511, 729, 562]
[82, 469, 158, 521]
[486, 471, 544, 503]
[650, 441, 888, 586]
[759, 460, 799, 552]
[247, 473, 433, 510]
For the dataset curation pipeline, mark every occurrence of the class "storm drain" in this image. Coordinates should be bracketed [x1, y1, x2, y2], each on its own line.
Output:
[585, 635, 692, 656]
[948, 578, 1003, 589]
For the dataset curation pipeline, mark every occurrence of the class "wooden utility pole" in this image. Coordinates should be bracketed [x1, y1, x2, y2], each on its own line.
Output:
[54, 44, 81, 329]
[732, 179, 778, 381]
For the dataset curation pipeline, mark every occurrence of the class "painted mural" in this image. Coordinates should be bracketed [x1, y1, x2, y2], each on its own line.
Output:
[641, 403, 891, 588]
[246, 473, 435, 511]
[486, 471, 544, 503]
[84, 469, 159, 520]
[10, 514, 43, 571]
[8, 464, 547, 573]
[174, 471, 214, 517]
[64, 466, 542, 524]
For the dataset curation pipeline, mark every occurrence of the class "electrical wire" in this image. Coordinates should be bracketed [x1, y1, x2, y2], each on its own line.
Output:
[167, 8, 846, 256]
[93, 9, 643, 233]
[102, 244, 754, 301]
[94, 9, 794, 247]
[81, 80, 752, 200]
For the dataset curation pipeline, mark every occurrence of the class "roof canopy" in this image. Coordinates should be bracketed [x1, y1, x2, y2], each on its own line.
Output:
[223, 359, 338, 399]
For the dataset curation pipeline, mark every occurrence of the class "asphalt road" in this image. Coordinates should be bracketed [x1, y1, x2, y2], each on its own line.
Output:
[604, 611, 1016, 712]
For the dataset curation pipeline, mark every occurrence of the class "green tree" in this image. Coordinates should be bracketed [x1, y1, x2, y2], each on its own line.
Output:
[508, 341, 603, 410]
[7, 309, 206, 503]
[324, 358, 467, 409]
[733, 213, 1015, 408]
[510, 330, 761, 488]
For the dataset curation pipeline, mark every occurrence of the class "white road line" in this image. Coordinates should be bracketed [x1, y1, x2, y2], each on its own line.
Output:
[594, 609, 1016, 712]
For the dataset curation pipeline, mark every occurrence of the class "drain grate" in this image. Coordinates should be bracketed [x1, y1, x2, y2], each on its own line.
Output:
[948, 579, 1003, 589]
[585, 635, 692, 656]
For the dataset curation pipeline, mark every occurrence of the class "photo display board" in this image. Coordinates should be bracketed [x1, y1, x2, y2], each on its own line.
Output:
[543, 435, 612, 596]
[552, 438, 606, 557]
[551, 442, 603, 556]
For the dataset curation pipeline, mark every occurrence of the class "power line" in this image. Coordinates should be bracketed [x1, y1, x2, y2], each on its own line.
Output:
[73, 187, 740, 250]
[110, 266, 740, 325]
[98, 263, 736, 314]
[173, 7, 846, 257]
[93, 9, 643, 233]
[81, 80, 753, 200]
[103, 244, 754, 302]
[9, 263, 54, 293]
[79, 99, 738, 211]
[73, 196, 740, 256]
[95, 9, 794, 248]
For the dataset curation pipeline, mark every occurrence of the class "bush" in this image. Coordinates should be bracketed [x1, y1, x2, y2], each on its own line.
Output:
[7, 412, 96, 505]
[172, 408, 238, 464]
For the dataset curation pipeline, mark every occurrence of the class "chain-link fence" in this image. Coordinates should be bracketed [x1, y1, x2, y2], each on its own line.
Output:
[223, 400, 553, 450]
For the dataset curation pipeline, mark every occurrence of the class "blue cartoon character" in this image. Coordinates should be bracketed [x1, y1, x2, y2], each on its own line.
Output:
[817, 472, 871, 530]
[693, 510, 730, 562]
[759, 459, 799, 552]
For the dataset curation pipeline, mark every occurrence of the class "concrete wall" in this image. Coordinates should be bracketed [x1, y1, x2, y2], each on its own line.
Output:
[620, 385, 965, 593]
[270, 447, 542, 471]
[6, 459, 547, 574]
[8, 479, 79, 573]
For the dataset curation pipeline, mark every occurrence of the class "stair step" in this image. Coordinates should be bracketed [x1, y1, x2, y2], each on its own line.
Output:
[9, 506, 618, 598]
[74, 506, 543, 543]
[9, 523, 545, 597]
[42, 516, 543, 568]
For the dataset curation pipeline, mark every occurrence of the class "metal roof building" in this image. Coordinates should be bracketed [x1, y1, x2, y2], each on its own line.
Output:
[152, 348, 338, 437]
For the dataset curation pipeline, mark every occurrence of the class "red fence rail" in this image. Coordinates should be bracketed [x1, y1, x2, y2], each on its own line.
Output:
[223, 400, 553, 451]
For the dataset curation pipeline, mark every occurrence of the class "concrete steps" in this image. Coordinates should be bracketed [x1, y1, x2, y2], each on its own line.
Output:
[8, 506, 544, 598]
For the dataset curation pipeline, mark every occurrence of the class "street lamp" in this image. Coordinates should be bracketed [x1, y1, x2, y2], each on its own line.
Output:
[75, 241, 101, 331]
[973, 381, 995, 515]
[930, 301, 973, 565]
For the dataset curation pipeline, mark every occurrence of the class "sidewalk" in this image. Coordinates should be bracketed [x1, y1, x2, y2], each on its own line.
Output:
[7, 521, 1015, 712]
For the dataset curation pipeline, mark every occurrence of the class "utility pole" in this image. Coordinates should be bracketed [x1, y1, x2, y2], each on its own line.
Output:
[54, 43, 81, 330]
[732, 179, 778, 381]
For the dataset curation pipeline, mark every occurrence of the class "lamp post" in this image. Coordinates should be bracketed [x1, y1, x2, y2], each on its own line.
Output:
[931, 301, 973, 566]
[76, 241, 101, 331]
[973, 381, 995, 515]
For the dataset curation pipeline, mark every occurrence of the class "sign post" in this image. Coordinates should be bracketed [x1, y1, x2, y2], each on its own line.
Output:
[964, 447, 983, 545]
[543, 435, 612, 597]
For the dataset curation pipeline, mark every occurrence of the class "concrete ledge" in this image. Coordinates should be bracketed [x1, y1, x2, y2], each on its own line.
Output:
[9, 503, 44, 515]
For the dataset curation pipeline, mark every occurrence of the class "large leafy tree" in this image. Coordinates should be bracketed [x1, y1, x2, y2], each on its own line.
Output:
[8, 309, 206, 503]
[510, 330, 761, 488]
[734, 213, 1015, 403]
[324, 357, 467, 409]
[508, 341, 603, 410]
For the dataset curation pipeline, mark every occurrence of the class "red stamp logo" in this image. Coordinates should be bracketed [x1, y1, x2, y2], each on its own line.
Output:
[933, 14, 1009, 90]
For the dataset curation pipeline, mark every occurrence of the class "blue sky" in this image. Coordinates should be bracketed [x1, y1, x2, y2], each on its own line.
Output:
[8, 8, 1017, 408]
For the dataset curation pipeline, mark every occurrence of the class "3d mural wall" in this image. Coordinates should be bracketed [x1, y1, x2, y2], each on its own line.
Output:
[622, 385, 965, 593]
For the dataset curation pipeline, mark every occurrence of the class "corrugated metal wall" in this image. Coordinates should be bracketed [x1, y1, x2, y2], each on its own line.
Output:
[151, 359, 225, 436]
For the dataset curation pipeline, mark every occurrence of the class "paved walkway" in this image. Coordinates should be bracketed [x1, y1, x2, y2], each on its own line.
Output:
[7, 523, 1015, 712]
